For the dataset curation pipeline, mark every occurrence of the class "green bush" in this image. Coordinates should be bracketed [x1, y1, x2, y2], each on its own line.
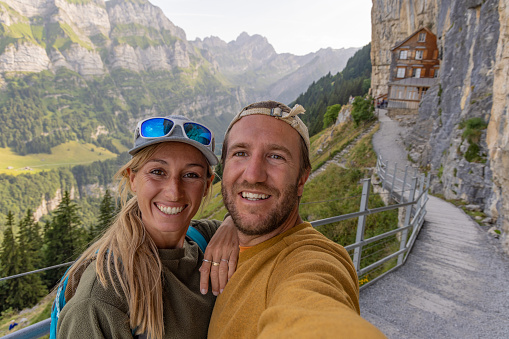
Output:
[351, 96, 375, 126]
[323, 104, 342, 128]
[460, 117, 487, 162]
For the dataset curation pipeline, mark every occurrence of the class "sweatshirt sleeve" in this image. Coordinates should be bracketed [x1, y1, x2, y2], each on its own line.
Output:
[258, 243, 387, 339]
[58, 297, 134, 339]
[57, 261, 134, 339]
[190, 219, 222, 242]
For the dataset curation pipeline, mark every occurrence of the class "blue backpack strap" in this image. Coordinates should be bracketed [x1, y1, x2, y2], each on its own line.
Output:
[186, 225, 208, 252]
[50, 265, 73, 339]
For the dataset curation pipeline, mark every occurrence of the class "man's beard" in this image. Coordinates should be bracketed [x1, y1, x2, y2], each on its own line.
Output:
[222, 180, 299, 237]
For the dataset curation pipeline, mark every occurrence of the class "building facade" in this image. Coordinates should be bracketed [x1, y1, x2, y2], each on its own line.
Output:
[387, 28, 440, 111]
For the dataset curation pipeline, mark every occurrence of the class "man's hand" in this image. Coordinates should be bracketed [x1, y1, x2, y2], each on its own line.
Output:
[199, 216, 239, 295]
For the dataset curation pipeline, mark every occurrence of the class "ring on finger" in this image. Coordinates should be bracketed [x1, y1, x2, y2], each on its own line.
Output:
[202, 259, 212, 263]
[212, 261, 220, 266]
[221, 259, 229, 263]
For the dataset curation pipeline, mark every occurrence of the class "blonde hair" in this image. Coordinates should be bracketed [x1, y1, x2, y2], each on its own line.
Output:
[64, 143, 213, 339]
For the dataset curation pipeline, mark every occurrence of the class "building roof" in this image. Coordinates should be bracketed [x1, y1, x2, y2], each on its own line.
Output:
[390, 27, 435, 51]
[388, 77, 437, 87]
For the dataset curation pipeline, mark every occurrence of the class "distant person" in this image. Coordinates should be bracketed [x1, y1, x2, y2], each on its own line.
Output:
[9, 320, 18, 331]
[208, 101, 387, 338]
[57, 115, 239, 338]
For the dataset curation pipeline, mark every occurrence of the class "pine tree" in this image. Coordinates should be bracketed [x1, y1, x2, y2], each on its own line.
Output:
[91, 189, 116, 240]
[44, 191, 83, 288]
[0, 212, 22, 312]
[14, 210, 47, 309]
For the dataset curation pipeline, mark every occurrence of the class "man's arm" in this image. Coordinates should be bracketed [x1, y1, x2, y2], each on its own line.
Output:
[259, 243, 387, 338]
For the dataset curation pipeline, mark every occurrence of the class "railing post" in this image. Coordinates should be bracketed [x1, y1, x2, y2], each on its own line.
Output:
[397, 176, 418, 266]
[401, 165, 409, 201]
[425, 173, 431, 210]
[384, 160, 389, 189]
[353, 179, 371, 271]
[416, 173, 425, 212]
[390, 162, 398, 198]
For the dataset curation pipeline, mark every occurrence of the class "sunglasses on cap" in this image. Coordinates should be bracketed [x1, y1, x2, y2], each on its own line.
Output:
[135, 117, 213, 146]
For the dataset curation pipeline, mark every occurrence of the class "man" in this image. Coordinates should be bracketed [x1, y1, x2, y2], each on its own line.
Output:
[208, 100, 386, 338]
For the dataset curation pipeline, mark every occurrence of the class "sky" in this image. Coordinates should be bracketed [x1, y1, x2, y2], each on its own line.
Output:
[148, 0, 373, 56]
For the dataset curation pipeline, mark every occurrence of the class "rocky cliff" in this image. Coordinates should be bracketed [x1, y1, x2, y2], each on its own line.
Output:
[0, 0, 357, 101]
[371, 0, 509, 252]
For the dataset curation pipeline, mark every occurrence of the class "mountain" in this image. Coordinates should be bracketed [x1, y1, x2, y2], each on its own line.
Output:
[291, 44, 372, 136]
[194, 33, 359, 104]
[0, 0, 359, 154]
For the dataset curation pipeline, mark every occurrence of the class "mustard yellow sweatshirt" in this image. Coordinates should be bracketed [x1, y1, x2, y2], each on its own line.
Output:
[208, 222, 387, 338]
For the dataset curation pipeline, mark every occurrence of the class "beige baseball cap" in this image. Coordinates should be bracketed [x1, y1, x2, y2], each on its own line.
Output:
[226, 101, 310, 151]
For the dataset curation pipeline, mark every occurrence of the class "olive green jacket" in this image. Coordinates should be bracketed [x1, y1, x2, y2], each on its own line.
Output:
[58, 219, 220, 339]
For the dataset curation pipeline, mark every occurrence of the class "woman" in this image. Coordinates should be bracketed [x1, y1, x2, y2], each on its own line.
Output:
[56, 115, 237, 339]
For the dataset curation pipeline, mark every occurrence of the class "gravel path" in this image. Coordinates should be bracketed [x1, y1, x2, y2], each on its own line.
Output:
[371, 108, 413, 167]
[360, 109, 509, 338]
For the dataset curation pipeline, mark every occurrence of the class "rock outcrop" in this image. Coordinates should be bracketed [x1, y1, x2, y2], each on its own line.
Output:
[0, 0, 357, 101]
[371, 0, 509, 252]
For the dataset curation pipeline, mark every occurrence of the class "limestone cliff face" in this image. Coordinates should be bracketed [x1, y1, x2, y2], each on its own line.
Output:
[32, 186, 76, 221]
[371, 0, 440, 98]
[371, 0, 509, 250]
[0, 0, 356, 99]
[486, 1, 509, 247]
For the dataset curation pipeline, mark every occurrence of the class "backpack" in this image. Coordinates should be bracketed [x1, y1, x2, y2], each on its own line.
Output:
[49, 225, 208, 339]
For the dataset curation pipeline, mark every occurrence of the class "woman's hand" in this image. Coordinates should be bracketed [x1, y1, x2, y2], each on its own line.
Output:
[199, 216, 239, 296]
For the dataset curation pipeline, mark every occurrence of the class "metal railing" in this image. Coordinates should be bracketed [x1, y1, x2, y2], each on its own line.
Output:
[1, 157, 429, 338]
[311, 156, 429, 290]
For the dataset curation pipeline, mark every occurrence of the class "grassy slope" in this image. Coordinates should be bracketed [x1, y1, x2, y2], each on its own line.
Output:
[0, 141, 122, 175]
[0, 294, 53, 337]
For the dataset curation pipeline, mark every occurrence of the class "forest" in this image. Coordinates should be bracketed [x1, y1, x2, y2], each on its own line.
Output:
[292, 43, 372, 136]
[0, 190, 116, 313]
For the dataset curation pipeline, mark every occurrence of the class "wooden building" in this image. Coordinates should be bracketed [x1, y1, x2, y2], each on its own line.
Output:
[387, 27, 440, 111]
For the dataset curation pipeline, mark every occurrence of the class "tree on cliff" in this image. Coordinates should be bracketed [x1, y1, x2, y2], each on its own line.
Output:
[44, 191, 84, 288]
[323, 104, 342, 128]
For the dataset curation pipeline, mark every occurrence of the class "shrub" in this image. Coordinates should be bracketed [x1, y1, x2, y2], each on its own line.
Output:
[322, 104, 342, 128]
[351, 96, 375, 126]
[460, 117, 488, 162]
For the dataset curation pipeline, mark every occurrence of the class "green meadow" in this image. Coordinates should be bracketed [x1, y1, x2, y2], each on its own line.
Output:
[0, 140, 124, 175]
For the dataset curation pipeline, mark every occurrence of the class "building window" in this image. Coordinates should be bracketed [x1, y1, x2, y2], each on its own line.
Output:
[434, 68, 439, 78]
[415, 50, 424, 60]
[391, 86, 405, 99]
[397, 87, 405, 99]
[418, 32, 426, 42]
[399, 50, 408, 60]
[407, 87, 419, 100]
[397, 67, 406, 78]
[412, 68, 421, 78]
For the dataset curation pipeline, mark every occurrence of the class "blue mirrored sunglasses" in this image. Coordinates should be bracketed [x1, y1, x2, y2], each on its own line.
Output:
[136, 117, 213, 146]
